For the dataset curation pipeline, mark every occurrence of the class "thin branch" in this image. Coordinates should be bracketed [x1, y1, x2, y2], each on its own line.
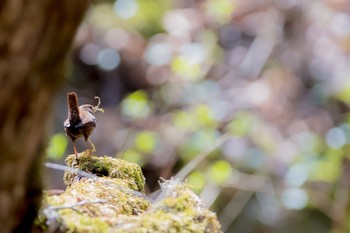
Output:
[48, 199, 107, 211]
[118, 127, 136, 156]
[45, 162, 98, 180]
[219, 190, 254, 232]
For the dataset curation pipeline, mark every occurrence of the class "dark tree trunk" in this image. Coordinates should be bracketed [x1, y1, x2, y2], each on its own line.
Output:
[0, 1, 89, 232]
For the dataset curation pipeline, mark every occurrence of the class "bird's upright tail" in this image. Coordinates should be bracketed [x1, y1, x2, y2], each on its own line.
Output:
[67, 92, 80, 124]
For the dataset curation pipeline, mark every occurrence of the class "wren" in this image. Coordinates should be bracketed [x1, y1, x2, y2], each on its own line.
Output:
[64, 92, 97, 158]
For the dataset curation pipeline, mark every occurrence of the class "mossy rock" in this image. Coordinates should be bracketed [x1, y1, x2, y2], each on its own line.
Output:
[113, 179, 222, 233]
[34, 151, 222, 233]
[64, 151, 145, 192]
[36, 178, 150, 233]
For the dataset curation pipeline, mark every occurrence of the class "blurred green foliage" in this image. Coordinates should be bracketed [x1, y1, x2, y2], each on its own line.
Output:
[309, 149, 342, 183]
[187, 171, 206, 194]
[172, 110, 195, 131]
[121, 90, 153, 120]
[134, 131, 158, 153]
[121, 149, 145, 166]
[226, 111, 254, 137]
[47, 133, 68, 160]
[89, 0, 168, 37]
[205, 0, 236, 23]
[179, 129, 219, 162]
[207, 160, 232, 185]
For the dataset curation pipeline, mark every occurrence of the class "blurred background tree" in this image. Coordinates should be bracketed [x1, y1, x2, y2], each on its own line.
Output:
[0, 1, 88, 232]
[45, 0, 350, 232]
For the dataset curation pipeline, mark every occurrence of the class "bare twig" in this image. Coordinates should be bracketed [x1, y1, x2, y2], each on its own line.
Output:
[45, 162, 98, 180]
[48, 199, 107, 211]
[117, 127, 136, 156]
[219, 190, 254, 232]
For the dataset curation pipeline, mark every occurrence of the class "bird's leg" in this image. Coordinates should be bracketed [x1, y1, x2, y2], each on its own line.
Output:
[73, 142, 78, 160]
[88, 138, 96, 152]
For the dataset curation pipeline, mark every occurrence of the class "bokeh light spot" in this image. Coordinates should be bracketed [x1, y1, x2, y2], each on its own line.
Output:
[97, 48, 121, 71]
[187, 171, 206, 194]
[282, 188, 308, 210]
[285, 164, 309, 187]
[246, 80, 271, 105]
[179, 129, 219, 162]
[325, 127, 346, 149]
[163, 11, 191, 37]
[171, 56, 201, 81]
[105, 28, 129, 49]
[205, 0, 235, 23]
[80, 43, 101, 65]
[223, 137, 247, 162]
[179, 43, 206, 65]
[207, 160, 233, 185]
[226, 112, 254, 137]
[134, 131, 158, 153]
[121, 90, 153, 120]
[144, 42, 172, 66]
[172, 110, 194, 131]
[47, 133, 68, 160]
[121, 149, 144, 166]
[113, 0, 139, 19]
[192, 104, 217, 128]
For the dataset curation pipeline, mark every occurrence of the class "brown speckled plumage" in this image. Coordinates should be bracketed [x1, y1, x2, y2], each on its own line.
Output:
[64, 92, 96, 157]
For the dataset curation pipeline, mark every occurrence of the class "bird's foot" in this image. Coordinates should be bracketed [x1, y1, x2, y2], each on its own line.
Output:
[87, 138, 96, 155]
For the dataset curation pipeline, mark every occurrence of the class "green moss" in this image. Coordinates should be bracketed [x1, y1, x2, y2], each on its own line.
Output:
[49, 178, 149, 217]
[36, 177, 150, 233]
[64, 213, 110, 233]
[64, 151, 145, 192]
[34, 151, 221, 233]
[100, 180, 221, 233]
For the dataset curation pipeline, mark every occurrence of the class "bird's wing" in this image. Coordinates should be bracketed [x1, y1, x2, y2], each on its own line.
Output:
[63, 119, 70, 128]
[75, 114, 96, 128]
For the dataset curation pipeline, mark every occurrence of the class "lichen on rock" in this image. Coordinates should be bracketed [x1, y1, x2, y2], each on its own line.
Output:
[34, 151, 222, 233]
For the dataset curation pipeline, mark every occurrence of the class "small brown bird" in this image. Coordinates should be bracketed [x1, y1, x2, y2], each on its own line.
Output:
[64, 92, 97, 158]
